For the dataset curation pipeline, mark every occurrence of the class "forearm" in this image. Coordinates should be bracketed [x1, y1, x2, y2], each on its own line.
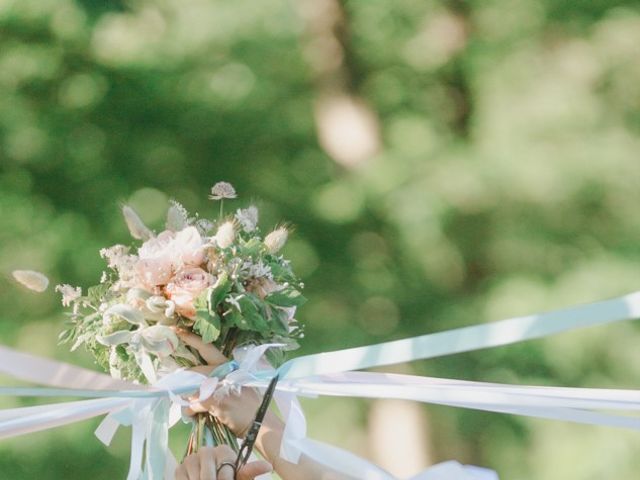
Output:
[256, 411, 346, 480]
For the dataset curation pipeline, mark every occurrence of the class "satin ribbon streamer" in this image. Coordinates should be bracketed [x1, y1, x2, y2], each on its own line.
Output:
[1, 291, 640, 478]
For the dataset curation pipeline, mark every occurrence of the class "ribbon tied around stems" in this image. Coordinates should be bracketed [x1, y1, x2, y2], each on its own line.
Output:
[95, 344, 284, 480]
[95, 369, 207, 480]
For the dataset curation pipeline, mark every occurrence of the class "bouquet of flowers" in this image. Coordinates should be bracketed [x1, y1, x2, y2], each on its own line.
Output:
[57, 182, 305, 455]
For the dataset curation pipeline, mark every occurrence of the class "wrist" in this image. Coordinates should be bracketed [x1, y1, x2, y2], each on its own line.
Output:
[255, 410, 285, 462]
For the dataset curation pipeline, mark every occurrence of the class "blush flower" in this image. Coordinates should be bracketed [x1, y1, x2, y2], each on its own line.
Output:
[165, 267, 215, 318]
[172, 226, 206, 266]
[136, 231, 176, 288]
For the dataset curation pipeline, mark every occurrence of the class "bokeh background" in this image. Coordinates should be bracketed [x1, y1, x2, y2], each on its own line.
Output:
[2, 0, 640, 478]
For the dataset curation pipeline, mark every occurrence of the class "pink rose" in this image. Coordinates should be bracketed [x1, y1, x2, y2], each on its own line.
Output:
[165, 267, 215, 318]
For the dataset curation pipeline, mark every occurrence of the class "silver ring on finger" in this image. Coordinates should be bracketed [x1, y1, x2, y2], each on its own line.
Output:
[216, 461, 236, 475]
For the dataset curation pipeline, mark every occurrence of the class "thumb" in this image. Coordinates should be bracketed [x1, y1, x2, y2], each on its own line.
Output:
[237, 460, 273, 480]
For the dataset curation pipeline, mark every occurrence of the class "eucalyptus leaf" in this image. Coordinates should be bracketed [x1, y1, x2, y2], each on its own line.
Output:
[96, 330, 135, 346]
[104, 304, 146, 325]
[139, 325, 179, 356]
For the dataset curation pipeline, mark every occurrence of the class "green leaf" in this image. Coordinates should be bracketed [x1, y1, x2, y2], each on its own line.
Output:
[269, 263, 295, 282]
[265, 287, 307, 308]
[239, 237, 262, 257]
[267, 304, 289, 335]
[265, 347, 285, 368]
[193, 310, 221, 343]
[236, 294, 269, 332]
[116, 344, 130, 361]
[225, 307, 251, 331]
[208, 271, 232, 312]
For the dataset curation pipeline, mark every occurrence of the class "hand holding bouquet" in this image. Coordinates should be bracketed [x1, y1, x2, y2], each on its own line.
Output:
[58, 182, 306, 454]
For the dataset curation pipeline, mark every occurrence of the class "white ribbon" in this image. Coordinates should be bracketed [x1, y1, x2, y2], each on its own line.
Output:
[95, 369, 206, 480]
[2, 291, 640, 478]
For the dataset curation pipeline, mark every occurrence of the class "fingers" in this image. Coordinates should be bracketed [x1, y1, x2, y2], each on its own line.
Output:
[175, 463, 188, 480]
[198, 446, 217, 480]
[176, 446, 240, 480]
[183, 390, 220, 417]
[237, 460, 273, 480]
[213, 445, 236, 480]
[183, 453, 200, 479]
[183, 401, 207, 416]
[176, 329, 228, 365]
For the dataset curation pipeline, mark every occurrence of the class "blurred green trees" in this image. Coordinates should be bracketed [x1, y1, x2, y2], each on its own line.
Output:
[2, 0, 640, 478]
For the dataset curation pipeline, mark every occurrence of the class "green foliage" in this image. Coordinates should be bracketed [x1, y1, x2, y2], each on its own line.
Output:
[193, 310, 221, 344]
[265, 287, 307, 308]
[208, 272, 231, 311]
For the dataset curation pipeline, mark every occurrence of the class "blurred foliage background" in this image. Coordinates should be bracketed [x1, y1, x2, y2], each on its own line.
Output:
[1, 0, 640, 478]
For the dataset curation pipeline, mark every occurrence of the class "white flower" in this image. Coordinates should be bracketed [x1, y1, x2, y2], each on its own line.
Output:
[235, 205, 259, 232]
[166, 200, 189, 231]
[100, 245, 139, 289]
[208, 181, 237, 200]
[12, 270, 49, 292]
[55, 284, 82, 306]
[122, 205, 153, 240]
[138, 231, 175, 260]
[100, 245, 132, 269]
[215, 221, 236, 249]
[264, 227, 288, 254]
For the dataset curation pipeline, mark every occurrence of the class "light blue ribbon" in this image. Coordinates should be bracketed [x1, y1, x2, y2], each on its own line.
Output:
[277, 291, 640, 379]
[2, 292, 640, 401]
